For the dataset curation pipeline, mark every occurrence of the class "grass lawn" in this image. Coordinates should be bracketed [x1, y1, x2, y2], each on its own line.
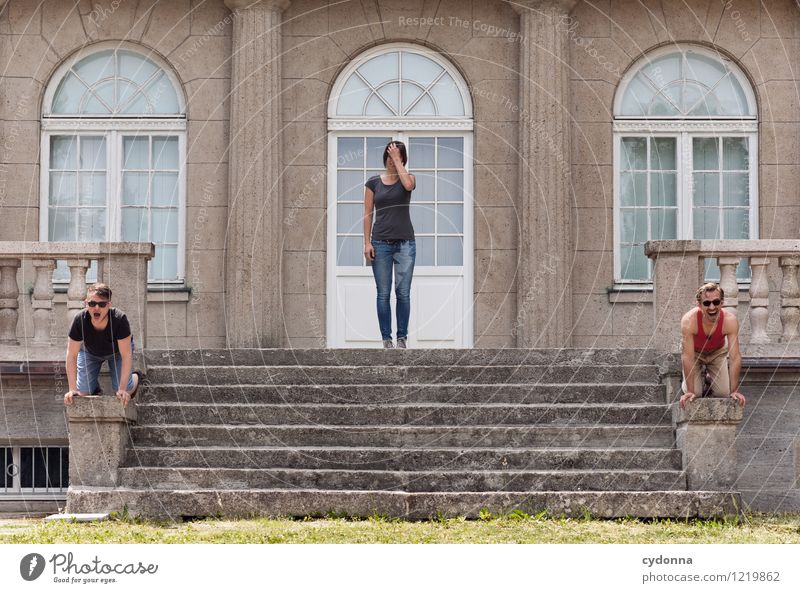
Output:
[2, 513, 800, 544]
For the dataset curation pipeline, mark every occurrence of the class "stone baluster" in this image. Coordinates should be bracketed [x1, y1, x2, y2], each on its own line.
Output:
[779, 256, 800, 342]
[717, 256, 740, 316]
[748, 257, 771, 344]
[31, 259, 56, 344]
[0, 259, 20, 344]
[67, 259, 90, 325]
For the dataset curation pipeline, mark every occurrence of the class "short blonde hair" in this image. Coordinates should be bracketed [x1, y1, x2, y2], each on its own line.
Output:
[695, 282, 724, 302]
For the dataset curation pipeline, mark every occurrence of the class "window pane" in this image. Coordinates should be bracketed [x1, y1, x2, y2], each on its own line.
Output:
[401, 82, 424, 113]
[123, 137, 149, 169]
[365, 95, 393, 116]
[122, 172, 149, 206]
[358, 51, 398, 87]
[73, 49, 114, 82]
[61, 449, 69, 489]
[49, 172, 77, 206]
[337, 137, 364, 167]
[338, 170, 364, 201]
[52, 74, 87, 114]
[49, 209, 77, 241]
[693, 137, 719, 169]
[80, 136, 106, 169]
[437, 237, 463, 266]
[650, 138, 676, 170]
[438, 137, 464, 168]
[621, 209, 648, 243]
[152, 172, 178, 207]
[651, 172, 677, 207]
[409, 137, 435, 168]
[337, 203, 363, 234]
[410, 204, 435, 233]
[723, 137, 748, 170]
[337, 236, 363, 266]
[79, 172, 106, 206]
[437, 204, 463, 234]
[150, 245, 178, 281]
[378, 82, 399, 113]
[51, 136, 77, 169]
[366, 137, 392, 169]
[46, 448, 61, 489]
[119, 50, 158, 85]
[429, 73, 465, 116]
[437, 171, 463, 201]
[649, 92, 681, 116]
[415, 172, 435, 200]
[401, 52, 443, 87]
[714, 74, 750, 116]
[121, 208, 148, 241]
[651, 209, 677, 240]
[723, 209, 749, 239]
[151, 209, 178, 243]
[416, 236, 435, 265]
[78, 208, 106, 241]
[693, 172, 719, 207]
[621, 138, 647, 170]
[407, 95, 435, 116]
[620, 172, 647, 207]
[693, 209, 720, 239]
[338, 76, 371, 116]
[619, 75, 654, 116]
[722, 172, 749, 207]
[621, 245, 648, 280]
[152, 137, 179, 169]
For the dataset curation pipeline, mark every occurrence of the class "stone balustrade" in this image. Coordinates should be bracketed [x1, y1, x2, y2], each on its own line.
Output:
[645, 240, 800, 355]
[0, 242, 154, 360]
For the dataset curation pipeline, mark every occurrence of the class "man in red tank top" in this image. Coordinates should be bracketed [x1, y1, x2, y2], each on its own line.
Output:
[679, 282, 746, 409]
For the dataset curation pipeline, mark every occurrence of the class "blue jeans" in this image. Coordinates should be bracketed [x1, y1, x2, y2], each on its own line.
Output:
[371, 240, 416, 341]
[76, 338, 136, 394]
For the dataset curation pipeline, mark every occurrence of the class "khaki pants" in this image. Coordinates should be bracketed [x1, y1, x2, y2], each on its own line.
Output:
[681, 346, 730, 396]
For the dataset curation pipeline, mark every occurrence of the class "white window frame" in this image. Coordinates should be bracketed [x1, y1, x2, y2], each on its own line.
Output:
[2, 445, 69, 496]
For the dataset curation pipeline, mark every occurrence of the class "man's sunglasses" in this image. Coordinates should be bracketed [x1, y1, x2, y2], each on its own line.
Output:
[702, 299, 722, 307]
[86, 301, 109, 308]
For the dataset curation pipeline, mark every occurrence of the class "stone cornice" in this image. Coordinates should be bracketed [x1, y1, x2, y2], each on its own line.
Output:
[223, 0, 291, 12]
[506, 0, 577, 15]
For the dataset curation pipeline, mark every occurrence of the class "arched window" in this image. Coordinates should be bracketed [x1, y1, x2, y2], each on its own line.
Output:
[613, 46, 757, 283]
[326, 44, 474, 348]
[42, 44, 186, 282]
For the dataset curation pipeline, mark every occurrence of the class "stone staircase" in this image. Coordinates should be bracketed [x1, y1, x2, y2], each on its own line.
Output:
[67, 349, 740, 519]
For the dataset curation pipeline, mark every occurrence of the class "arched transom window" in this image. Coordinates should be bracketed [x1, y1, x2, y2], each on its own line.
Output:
[42, 44, 186, 283]
[613, 46, 758, 284]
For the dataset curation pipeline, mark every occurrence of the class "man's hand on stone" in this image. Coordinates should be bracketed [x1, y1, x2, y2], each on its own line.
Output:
[730, 391, 746, 407]
[679, 391, 696, 409]
[63, 390, 79, 406]
[116, 389, 131, 408]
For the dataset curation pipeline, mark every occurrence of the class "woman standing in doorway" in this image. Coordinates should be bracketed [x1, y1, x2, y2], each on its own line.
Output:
[363, 141, 416, 348]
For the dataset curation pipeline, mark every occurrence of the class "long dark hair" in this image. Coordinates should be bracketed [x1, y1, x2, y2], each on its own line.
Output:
[382, 141, 407, 167]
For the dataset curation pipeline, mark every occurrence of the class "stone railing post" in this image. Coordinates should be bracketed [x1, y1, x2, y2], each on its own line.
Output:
[102, 245, 152, 351]
[224, 0, 290, 347]
[779, 256, 800, 343]
[511, 0, 576, 347]
[66, 398, 137, 488]
[0, 258, 20, 344]
[67, 259, 91, 325]
[748, 257, 770, 344]
[673, 399, 743, 490]
[31, 259, 56, 344]
[645, 241, 703, 351]
[717, 255, 740, 316]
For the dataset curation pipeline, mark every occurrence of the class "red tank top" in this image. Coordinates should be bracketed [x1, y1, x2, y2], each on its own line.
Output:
[694, 308, 726, 353]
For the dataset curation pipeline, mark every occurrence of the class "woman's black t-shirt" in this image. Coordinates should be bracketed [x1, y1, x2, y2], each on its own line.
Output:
[68, 309, 131, 357]
[365, 176, 415, 241]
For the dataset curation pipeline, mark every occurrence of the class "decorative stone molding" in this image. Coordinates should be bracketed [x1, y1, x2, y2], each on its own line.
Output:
[224, 0, 288, 346]
[513, 0, 574, 347]
[613, 121, 758, 133]
[328, 119, 474, 131]
[66, 398, 137, 489]
[672, 399, 743, 490]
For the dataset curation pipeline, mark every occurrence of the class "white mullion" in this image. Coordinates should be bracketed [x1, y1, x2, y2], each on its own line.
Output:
[646, 137, 652, 277]
[434, 136, 438, 266]
[718, 137, 725, 239]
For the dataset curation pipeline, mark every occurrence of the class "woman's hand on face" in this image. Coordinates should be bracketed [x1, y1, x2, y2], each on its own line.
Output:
[364, 243, 375, 262]
[387, 143, 402, 165]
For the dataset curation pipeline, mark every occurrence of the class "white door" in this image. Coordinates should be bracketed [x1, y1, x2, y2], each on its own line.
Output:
[327, 133, 473, 348]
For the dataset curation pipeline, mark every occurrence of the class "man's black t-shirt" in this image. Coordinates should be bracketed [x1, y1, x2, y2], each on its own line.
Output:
[68, 309, 131, 357]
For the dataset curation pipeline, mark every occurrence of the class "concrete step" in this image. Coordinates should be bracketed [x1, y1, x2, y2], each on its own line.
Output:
[66, 488, 742, 520]
[144, 365, 659, 385]
[130, 424, 676, 448]
[124, 446, 683, 471]
[141, 383, 667, 405]
[117, 467, 687, 492]
[144, 348, 661, 367]
[134, 403, 672, 427]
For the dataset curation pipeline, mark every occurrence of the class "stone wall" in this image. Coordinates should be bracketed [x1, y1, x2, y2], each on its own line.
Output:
[568, 0, 800, 347]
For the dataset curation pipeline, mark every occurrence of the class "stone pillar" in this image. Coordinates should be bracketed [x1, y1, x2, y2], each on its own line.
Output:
[224, 0, 290, 347]
[0, 259, 20, 344]
[102, 245, 153, 352]
[673, 399, 743, 490]
[31, 259, 56, 344]
[511, 0, 576, 348]
[66, 397, 137, 489]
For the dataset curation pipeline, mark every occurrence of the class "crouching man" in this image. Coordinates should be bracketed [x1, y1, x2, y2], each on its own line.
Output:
[679, 282, 746, 409]
[63, 283, 140, 408]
